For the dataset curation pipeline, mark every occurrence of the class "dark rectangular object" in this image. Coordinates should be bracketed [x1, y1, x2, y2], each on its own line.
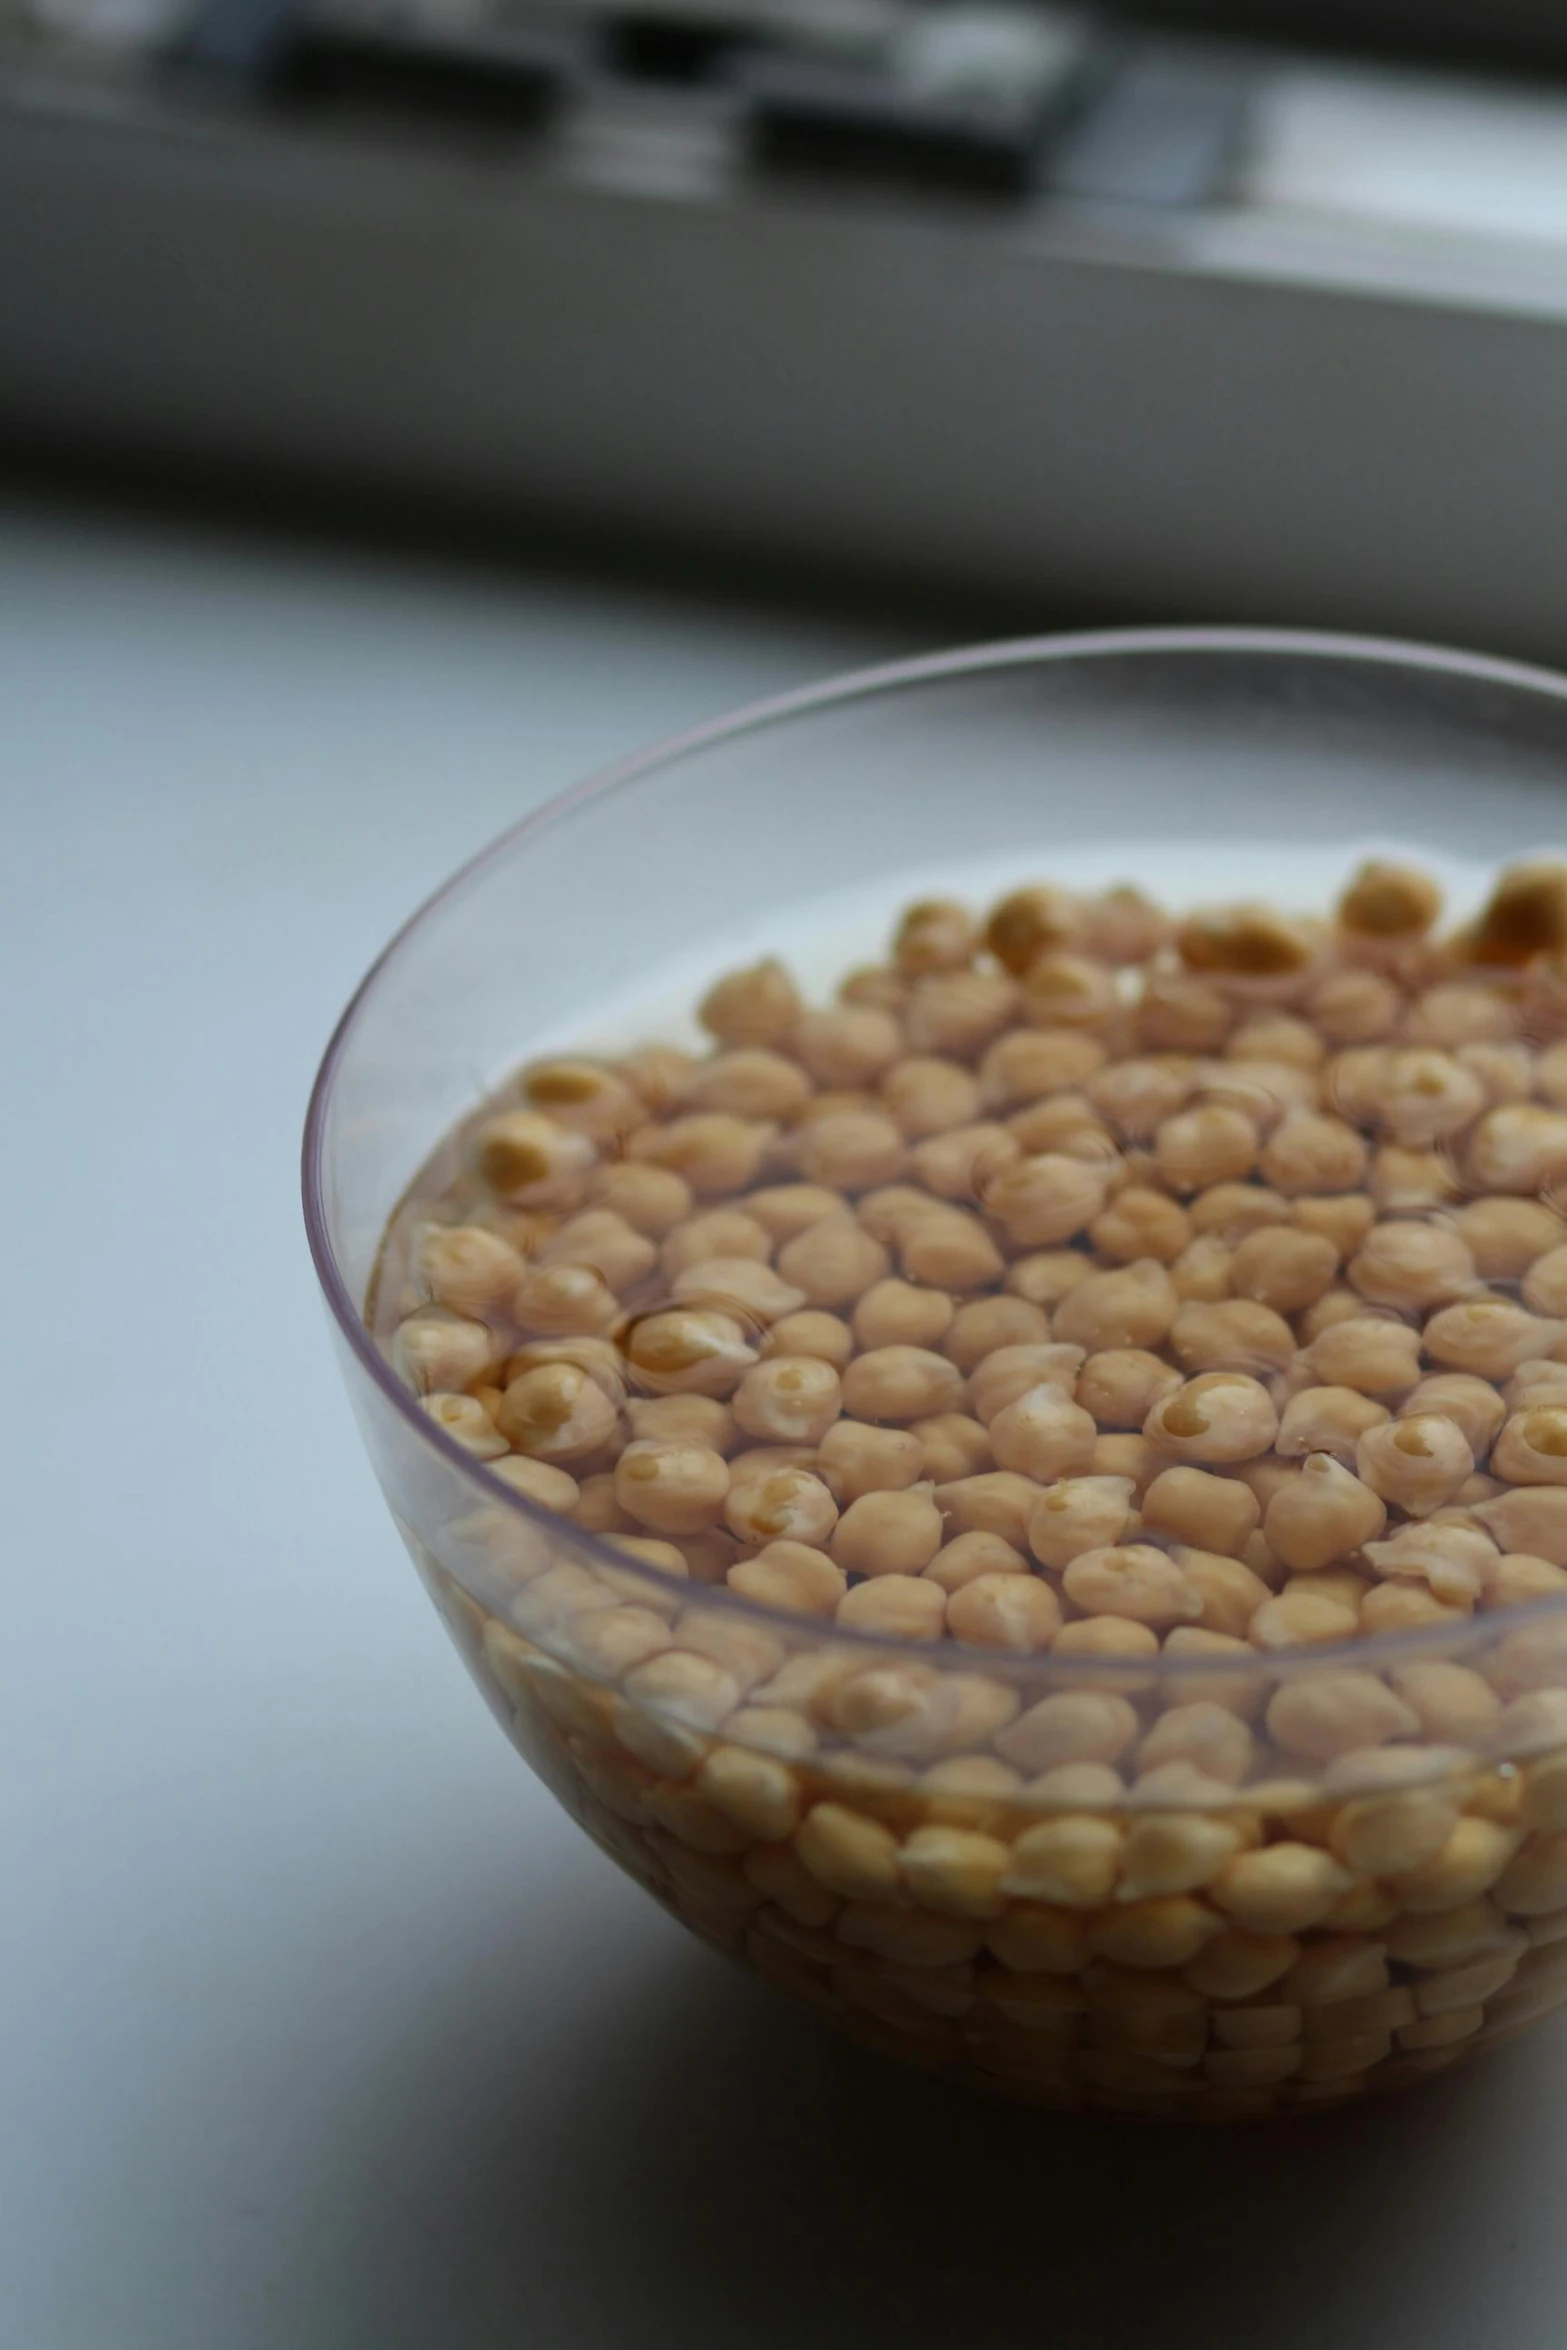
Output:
[1116, 1, 1567, 82]
[734, 53, 1064, 197]
[270, 7, 585, 126]
[603, 10, 750, 83]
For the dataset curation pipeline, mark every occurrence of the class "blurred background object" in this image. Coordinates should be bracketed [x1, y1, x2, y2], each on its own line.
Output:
[5, 0, 1567, 649]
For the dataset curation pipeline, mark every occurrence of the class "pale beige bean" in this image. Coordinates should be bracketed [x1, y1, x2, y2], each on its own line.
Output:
[1076, 1349, 1183, 1430]
[1293, 1192, 1378, 1257]
[1265, 1672, 1421, 1762]
[421, 1391, 509, 1459]
[416, 1223, 528, 1319]
[982, 1384, 1093, 1483]
[851, 1279, 954, 1353]
[832, 1488, 945, 1578]
[496, 1360, 621, 1460]
[1011, 1478, 1128, 1573]
[1456, 1196, 1566, 1278]
[935, 1471, 1043, 1549]
[761, 1310, 854, 1368]
[1054, 1260, 1178, 1352]
[1399, 1374, 1507, 1461]
[731, 1356, 843, 1445]
[908, 1120, 1019, 1201]
[1485, 1552, 1567, 1609]
[970, 1343, 1082, 1425]
[698, 957, 802, 1047]
[726, 1541, 846, 1617]
[1137, 967, 1234, 1052]
[1276, 1386, 1389, 1467]
[1170, 1297, 1295, 1377]
[1309, 963, 1406, 1043]
[815, 1419, 923, 1504]
[794, 1802, 901, 1898]
[1089, 1897, 1224, 1970]
[473, 1110, 596, 1207]
[1475, 1485, 1567, 1564]
[1088, 1055, 1196, 1140]
[981, 1025, 1106, 1106]
[540, 1210, 659, 1294]
[794, 1109, 907, 1192]
[660, 1208, 772, 1276]
[925, 1530, 1028, 1593]
[1020, 952, 1120, 1031]
[995, 1691, 1141, 1773]
[513, 1260, 620, 1336]
[671, 1258, 807, 1328]
[776, 1217, 890, 1307]
[984, 882, 1084, 973]
[393, 1308, 497, 1395]
[1363, 1520, 1492, 1604]
[682, 1047, 814, 1120]
[947, 1572, 1062, 1650]
[1425, 1298, 1566, 1378]
[1390, 1659, 1501, 1744]
[900, 1206, 1006, 1291]
[1249, 1589, 1359, 1649]
[983, 1151, 1118, 1246]
[1004, 1815, 1123, 1906]
[1371, 1144, 1461, 1212]
[1346, 1220, 1474, 1312]
[903, 968, 1019, 1059]
[912, 1414, 993, 1483]
[1259, 1107, 1369, 1195]
[1062, 1543, 1202, 1629]
[1185, 1929, 1301, 2001]
[1153, 1103, 1258, 1193]
[1304, 1316, 1423, 1395]
[1139, 1700, 1254, 1784]
[791, 1007, 903, 1090]
[898, 1825, 1011, 1918]
[1089, 1186, 1192, 1266]
[633, 1113, 775, 1196]
[1211, 1844, 1354, 1934]
[1118, 1812, 1244, 1902]
[1187, 1182, 1290, 1242]
[1145, 1373, 1279, 1463]
[622, 1308, 757, 1398]
[837, 1574, 948, 1640]
[945, 1297, 1052, 1376]
[588, 1160, 694, 1237]
[1261, 1453, 1387, 1573]
[1494, 1404, 1567, 1486]
[742, 1184, 847, 1241]
[892, 898, 977, 975]
[881, 1056, 982, 1139]
[723, 1465, 838, 1549]
[1356, 1415, 1474, 1515]
[1468, 1103, 1567, 1194]
[842, 1346, 966, 1424]
[1390, 1816, 1520, 1912]
[1139, 1466, 1258, 1557]
[613, 1440, 730, 1535]
[1360, 1584, 1470, 1635]
[1524, 1244, 1567, 1317]
[1053, 1619, 1161, 1679]
[1228, 1225, 1339, 1314]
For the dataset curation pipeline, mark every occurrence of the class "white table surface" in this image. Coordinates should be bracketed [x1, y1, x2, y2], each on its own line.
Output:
[6, 497, 1567, 2350]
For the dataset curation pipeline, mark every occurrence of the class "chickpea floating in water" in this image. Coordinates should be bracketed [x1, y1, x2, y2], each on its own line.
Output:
[496, 1360, 620, 1461]
[1493, 1404, 1567, 1486]
[1356, 1415, 1474, 1516]
[393, 1308, 497, 1395]
[474, 1109, 595, 1206]
[1146, 1374, 1279, 1464]
[699, 957, 802, 1047]
[1264, 1454, 1386, 1573]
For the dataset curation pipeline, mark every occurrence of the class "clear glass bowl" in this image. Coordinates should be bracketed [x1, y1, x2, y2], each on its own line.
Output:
[304, 626, 1567, 2123]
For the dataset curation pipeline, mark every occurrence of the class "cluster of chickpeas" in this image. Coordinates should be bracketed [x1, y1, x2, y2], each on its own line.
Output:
[380, 857, 1567, 2116]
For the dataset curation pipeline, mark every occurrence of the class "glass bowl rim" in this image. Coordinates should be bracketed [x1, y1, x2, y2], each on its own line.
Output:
[302, 620, 1567, 1687]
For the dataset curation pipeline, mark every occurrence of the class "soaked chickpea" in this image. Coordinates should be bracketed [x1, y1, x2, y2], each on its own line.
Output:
[1145, 1374, 1279, 1464]
[699, 957, 802, 1047]
[892, 899, 977, 974]
[1356, 1415, 1474, 1517]
[852, 1278, 956, 1353]
[776, 1217, 890, 1308]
